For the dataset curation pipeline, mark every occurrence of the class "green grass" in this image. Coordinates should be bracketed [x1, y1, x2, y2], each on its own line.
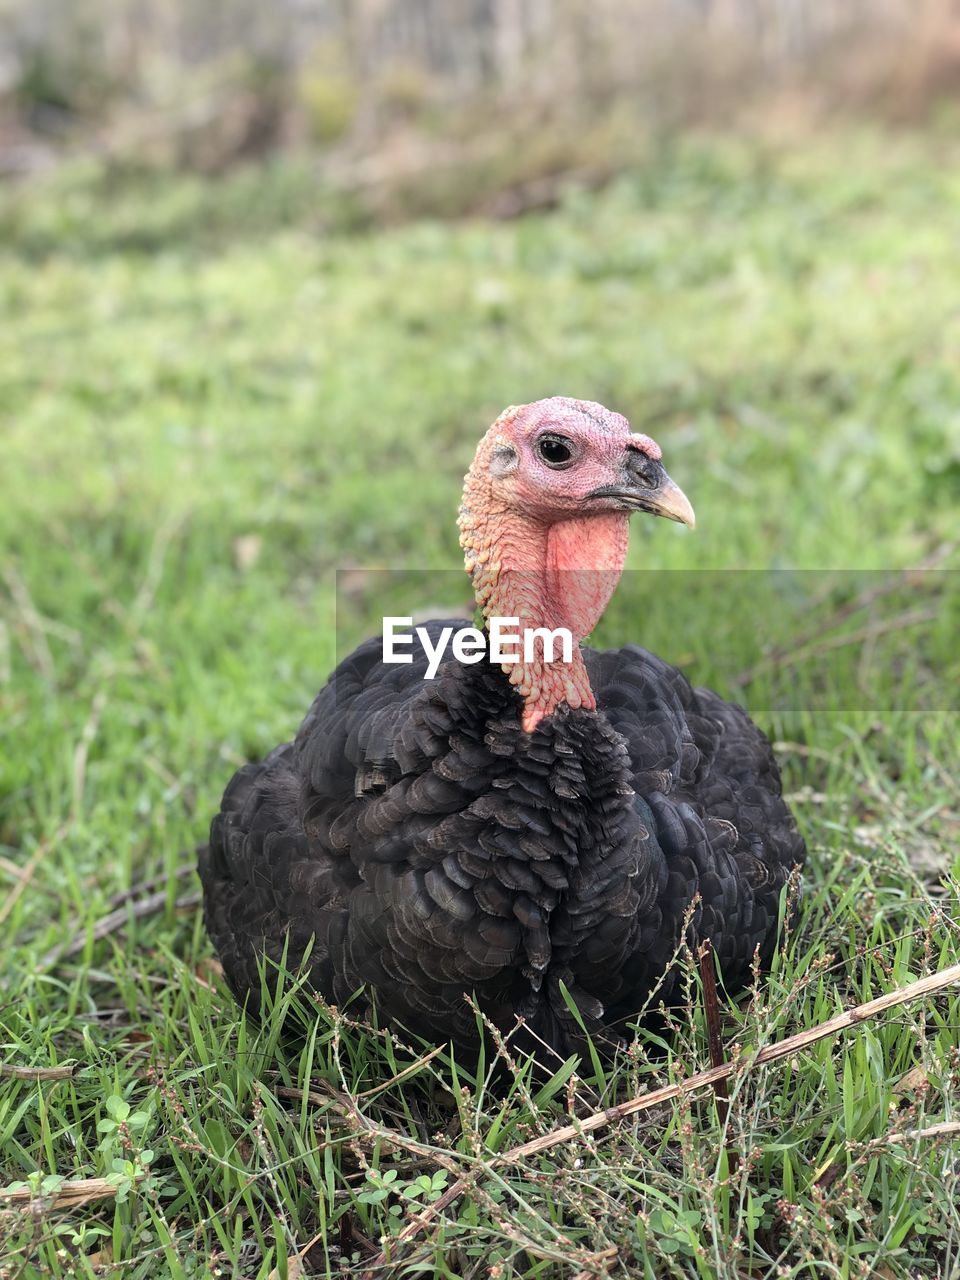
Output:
[1, 131, 959, 1278]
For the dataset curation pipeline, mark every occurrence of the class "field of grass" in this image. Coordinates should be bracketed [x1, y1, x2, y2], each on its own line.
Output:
[1, 131, 959, 1279]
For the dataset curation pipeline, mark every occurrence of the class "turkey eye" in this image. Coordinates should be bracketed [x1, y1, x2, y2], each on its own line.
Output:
[537, 435, 575, 468]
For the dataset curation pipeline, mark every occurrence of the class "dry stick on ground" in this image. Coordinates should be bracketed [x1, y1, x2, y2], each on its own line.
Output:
[0, 1176, 141, 1212]
[106, 860, 197, 911]
[697, 939, 729, 1128]
[730, 543, 957, 688]
[570, 1250, 620, 1280]
[732, 604, 939, 689]
[0, 1063, 76, 1081]
[38, 889, 202, 971]
[0, 824, 71, 931]
[883, 1120, 960, 1145]
[364, 961, 960, 1273]
[815, 1115, 960, 1191]
[1, 562, 56, 681]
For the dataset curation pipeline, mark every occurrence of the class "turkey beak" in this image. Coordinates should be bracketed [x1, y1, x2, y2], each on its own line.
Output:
[586, 455, 696, 526]
[644, 472, 696, 528]
[604, 459, 696, 527]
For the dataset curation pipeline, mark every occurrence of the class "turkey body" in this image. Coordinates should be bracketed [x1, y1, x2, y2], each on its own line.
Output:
[199, 620, 805, 1059]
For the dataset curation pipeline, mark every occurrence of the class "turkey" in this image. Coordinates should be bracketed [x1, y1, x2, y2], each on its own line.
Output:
[199, 397, 805, 1060]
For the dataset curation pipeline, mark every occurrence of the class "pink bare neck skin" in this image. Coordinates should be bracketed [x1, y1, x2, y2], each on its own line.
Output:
[459, 438, 630, 733]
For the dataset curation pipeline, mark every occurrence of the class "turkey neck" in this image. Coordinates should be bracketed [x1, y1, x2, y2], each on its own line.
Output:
[459, 494, 630, 733]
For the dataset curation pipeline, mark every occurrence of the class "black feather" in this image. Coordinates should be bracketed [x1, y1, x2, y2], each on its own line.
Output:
[199, 618, 805, 1058]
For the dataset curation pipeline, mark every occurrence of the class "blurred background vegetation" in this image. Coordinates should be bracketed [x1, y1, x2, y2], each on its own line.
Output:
[3, 0, 960, 214]
[2, 6, 960, 1277]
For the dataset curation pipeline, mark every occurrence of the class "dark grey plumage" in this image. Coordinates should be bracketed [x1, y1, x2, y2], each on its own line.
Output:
[199, 621, 805, 1059]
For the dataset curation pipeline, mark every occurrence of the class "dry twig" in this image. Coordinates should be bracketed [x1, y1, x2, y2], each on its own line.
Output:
[39, 889, 201, 970]
[731, 545, 956, 688]
[106, 861, 197, 911]
[363, 961, 960, 1272]
[1, 563, 56, 681]
[0, 1176, 139, 1212]
[733, 604, 939, 688]
[697, 939, 729, 1128]
[0, 824, 71, 931]
[884, 1120, 960, 1145]
[0, 1063, 76, 1082]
